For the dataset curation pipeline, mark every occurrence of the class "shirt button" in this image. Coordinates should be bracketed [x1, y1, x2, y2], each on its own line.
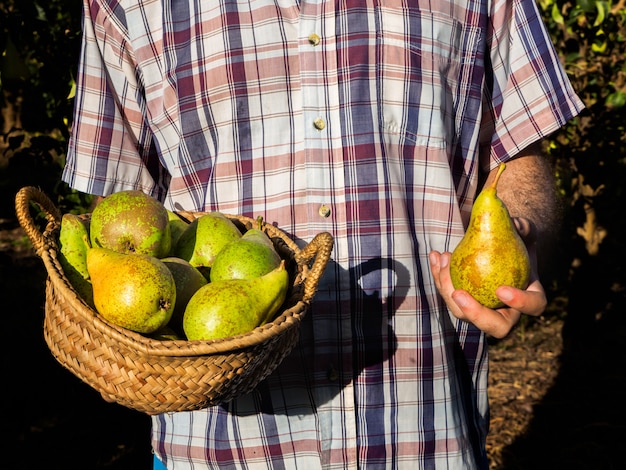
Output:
[308, 33, 321, 46]
[313, 117, 326, 130]
[318, 204, 331, 218]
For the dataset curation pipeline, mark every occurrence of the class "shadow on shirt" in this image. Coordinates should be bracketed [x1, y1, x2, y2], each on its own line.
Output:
[224, 256, 412, 416]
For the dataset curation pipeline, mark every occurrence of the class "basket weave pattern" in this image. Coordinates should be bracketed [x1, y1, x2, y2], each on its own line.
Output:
[15, 186, 333, 414]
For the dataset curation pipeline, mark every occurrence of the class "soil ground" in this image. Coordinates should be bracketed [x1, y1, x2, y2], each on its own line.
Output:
[2, 218, 625, 470]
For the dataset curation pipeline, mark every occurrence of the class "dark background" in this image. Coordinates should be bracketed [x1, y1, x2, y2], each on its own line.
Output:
[1, 0, 625, 469]
[1, 233, 152, 470]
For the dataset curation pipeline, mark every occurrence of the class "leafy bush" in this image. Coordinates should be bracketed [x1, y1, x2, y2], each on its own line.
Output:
[538, 1, 626, 319]
[0, 0, 89, 217]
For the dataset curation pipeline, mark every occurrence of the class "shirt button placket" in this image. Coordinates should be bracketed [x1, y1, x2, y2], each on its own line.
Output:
[298, 4, 357, 462]
[308, 30, 325, 132]
[299, 0, 330, 219]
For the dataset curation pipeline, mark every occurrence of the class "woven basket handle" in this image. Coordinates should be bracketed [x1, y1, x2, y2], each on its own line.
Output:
[295, 232, 334, 303]
[15, 186, 62, 256]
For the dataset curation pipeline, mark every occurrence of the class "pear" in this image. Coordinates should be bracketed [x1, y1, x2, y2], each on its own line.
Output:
[241, 216, 276, 249]
[87, 246, 176, 334]
[450, 163, 531, 309]
[90, 190, 171, 258]
[174, 212, 242, 275]
[209, 220, 281, 282]
[167, 210, 188, 255]
[183, 261, 289, 341]
[150, 325, 184, 341]
[58, 213, 94, 307]
[161, 256, 208, 334]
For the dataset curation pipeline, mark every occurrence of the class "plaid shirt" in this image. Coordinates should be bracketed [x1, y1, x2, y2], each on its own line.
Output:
[64, 0, 583, 468]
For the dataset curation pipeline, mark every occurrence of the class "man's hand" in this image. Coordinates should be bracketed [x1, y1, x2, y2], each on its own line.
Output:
[428, 218, 547, 338]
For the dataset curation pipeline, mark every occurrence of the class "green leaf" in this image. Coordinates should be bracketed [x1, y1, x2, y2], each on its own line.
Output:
[34, 2, 47, 21]
[539, 0, 554, 12]
[593, 1, 607, 27]
[67, 76, 76, 100]
[551, 3, 565, 25]
[577, 0, 595, 13]
[591, 40, 607, 53]
[605, 91, 626, 109]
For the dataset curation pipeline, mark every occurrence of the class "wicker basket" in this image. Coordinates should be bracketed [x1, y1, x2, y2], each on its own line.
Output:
[15, 186, 333, 415]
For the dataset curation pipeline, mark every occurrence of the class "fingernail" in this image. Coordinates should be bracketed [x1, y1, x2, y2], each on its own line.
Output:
[429, 252, 438, 266]
[498, 287, 513, 302]
[440, 253, 449, 268]
[453, 292, 468, 308]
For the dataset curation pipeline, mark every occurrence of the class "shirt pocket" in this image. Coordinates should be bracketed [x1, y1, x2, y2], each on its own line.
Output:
[377, 9, 483, 149]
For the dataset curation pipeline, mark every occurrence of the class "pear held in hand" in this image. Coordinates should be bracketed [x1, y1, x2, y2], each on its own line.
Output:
[87, 246, 176, 334]
[450, 163, 531, 309]
[183, 261, 289, 341]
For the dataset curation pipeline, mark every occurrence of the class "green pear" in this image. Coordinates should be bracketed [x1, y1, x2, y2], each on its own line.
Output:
[183, 261, 289, 341]
[58, 213, 94, 307]
[241, 216, 276, 249]
[450, 163, 531, 309]
[174, 212, 242, 275]
[161, 256, 208, 334]
[87, 246, 176, 334]
[167, 210, 188, 255]
[90, 190, 171, 258]
[150, 325, 184, 341]
[209, 228, 282, 282]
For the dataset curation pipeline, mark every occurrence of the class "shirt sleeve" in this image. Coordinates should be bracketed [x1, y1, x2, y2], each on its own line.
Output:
[480, 0, 584, 170]
[63, 0, 168, 198]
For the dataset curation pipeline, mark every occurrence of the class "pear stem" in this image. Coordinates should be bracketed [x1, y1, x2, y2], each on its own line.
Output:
[491, 162, 506, 190]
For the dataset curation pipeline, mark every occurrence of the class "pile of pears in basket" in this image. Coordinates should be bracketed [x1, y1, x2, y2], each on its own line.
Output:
[58, 190, 289, 341]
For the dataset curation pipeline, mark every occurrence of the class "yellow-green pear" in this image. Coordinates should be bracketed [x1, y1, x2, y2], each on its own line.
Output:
[167, 210, 188, 255]
[209, 224, 281, 282]
[90, 190, 171, 257]
[59, 213, 94, 307]
[150, 325, 184, 341]
[161, 256, 208, 334]
[450, 163, 531, 309]
[174, 212, 242, 275]
[87, 246, 176, 334]
[241, 216, 276, 249]
[183, 261, 289, 341]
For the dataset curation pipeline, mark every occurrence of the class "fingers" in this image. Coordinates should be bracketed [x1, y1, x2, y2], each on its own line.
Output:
[428, 250, 450, 295]
[495, 280, 547, 317]
[428, 250, 548, 338]
[450, 290, 522, 339]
